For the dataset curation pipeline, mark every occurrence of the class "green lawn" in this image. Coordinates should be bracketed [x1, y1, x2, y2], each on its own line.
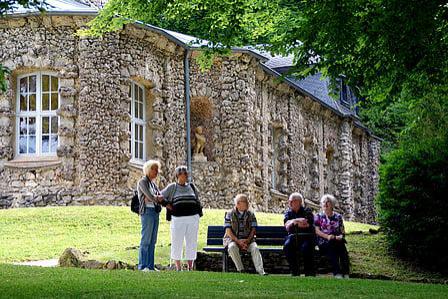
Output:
[1, 264, 447, 298]
[0, 206, 373, 265]
[0, 206, 444, 282]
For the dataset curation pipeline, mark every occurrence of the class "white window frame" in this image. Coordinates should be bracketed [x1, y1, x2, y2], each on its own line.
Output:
[15, 71, 60, 158]
[129, 81, 146, 163]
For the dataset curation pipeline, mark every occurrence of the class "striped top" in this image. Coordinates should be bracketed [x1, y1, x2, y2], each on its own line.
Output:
[161, 182, 202, 217]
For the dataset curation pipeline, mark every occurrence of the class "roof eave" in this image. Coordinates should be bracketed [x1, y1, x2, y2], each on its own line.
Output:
[4, 10, 98, 18]
[259, 63, 348, 118]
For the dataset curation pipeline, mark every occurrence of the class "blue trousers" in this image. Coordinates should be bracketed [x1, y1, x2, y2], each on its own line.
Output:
[319, 240, 350, 275]
[283, 234, 315, 276]
[138, 207, 159, 270]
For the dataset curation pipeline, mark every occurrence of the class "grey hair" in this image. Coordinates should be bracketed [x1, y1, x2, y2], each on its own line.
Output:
[142, 159, 161, 176]
[320, 194, 337, 209]
[234, 194, 249, 205]
[175, 165, 189, 177]
[288, 192, 304, 205]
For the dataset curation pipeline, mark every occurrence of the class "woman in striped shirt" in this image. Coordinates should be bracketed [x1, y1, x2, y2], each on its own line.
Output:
[161, 165, 203, 271]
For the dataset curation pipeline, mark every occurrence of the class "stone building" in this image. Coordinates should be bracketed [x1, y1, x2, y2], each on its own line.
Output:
[0, 0, 380, 222]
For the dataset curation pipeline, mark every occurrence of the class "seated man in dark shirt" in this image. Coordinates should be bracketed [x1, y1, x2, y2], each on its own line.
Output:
[283, 192, 315, 276]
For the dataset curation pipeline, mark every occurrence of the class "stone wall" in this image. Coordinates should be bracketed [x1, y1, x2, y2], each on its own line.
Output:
[195, 251, 332, 274]
[0, 15, 380, 222]
[0, 16, 187, 207]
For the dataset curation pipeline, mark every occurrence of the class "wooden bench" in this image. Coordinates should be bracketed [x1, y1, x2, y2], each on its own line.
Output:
[203, 225, 288, 272]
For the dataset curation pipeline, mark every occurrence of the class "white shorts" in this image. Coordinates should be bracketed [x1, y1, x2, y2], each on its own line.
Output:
[170, 214, 200, 260]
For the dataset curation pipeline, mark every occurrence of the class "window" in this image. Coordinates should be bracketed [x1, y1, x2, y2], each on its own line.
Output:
[129, 81, 146, 162]
[16, 72, 59, 156]
[271, 126, 282, 190]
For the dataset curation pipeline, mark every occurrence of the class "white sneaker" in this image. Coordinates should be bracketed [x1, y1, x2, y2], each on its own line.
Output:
[343, 274, 350, 279]
[141, 268, 150, 272]
[334, 274, 343, 279]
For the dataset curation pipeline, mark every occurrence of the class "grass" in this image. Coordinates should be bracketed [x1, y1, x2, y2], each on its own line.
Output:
[0, 206, 374, 265]
[1, 264, 448, 298]
[0, 206, 445, 283]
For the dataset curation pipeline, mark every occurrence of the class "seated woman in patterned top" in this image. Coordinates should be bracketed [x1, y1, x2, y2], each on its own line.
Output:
[314, 194, 350, 279]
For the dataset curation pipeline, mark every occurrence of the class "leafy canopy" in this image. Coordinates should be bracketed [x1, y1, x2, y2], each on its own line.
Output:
[84, 0, 448, 104]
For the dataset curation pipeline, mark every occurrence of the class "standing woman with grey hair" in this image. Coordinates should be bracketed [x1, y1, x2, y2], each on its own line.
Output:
[161, 165, 202, 271]
[137, 159, 164, 272]
[314, 194, 350, 278]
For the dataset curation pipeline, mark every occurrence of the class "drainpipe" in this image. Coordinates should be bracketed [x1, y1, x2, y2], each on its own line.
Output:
[184, 49, 192, 181]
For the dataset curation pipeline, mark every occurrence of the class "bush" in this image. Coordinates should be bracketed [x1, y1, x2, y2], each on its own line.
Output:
[377, 135, 448, 273]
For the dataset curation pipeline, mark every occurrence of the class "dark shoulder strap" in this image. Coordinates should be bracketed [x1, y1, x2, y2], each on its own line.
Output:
[189, 182, 198, 199]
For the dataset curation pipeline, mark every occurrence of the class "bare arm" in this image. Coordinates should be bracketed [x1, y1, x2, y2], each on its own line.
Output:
[244, 227, 256, 244]
[285, 219, 296, 231]
[225, 227, 239, 243]
[315, 226, 334, 241]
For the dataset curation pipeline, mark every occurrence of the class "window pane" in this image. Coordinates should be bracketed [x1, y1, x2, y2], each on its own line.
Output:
[139, 87, 144, 102]
[139, 103, 143, 119]
[28, 117, 36, 135]
[19, 136, 27, 154]
[51, 76, 58, 92]
[134, 98, 138, 118]
[134, 142, 138, 159]
[29, 75, 36, 93]
[42, 117, 49, 134]
[51, 93, 58, 111]
[42, 93, 49, 110]
[20, 78, 27, 95]
[134, 124, 138, 140]
[20, 94, 27, 111]
[19, 117, 27, 135]
[29, 94, 36, 111]
[42, 135, 49, 153]
[28, 135, 36, 154]
[138, 125, 143, 141]
[50, 135, 58, 152]
[139, 143, 143, 159]
[51, 116, 58, 134]
[42, 75, 49, 92]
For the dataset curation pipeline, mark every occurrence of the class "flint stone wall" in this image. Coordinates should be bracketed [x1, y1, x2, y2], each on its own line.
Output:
[0, 15, 380, 222]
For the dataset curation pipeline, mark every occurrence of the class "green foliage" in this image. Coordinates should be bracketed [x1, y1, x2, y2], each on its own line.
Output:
[0, 0, 44, 15]
[377, 121, 448, 273]
[0, 65, 10, 93]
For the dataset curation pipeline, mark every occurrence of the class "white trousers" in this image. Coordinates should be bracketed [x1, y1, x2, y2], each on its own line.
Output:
[170, 214, 200, 260]
[228, 241, 265, 274]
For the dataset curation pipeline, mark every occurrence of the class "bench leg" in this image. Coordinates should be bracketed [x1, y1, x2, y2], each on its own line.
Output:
[222, 252, 228, 272]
